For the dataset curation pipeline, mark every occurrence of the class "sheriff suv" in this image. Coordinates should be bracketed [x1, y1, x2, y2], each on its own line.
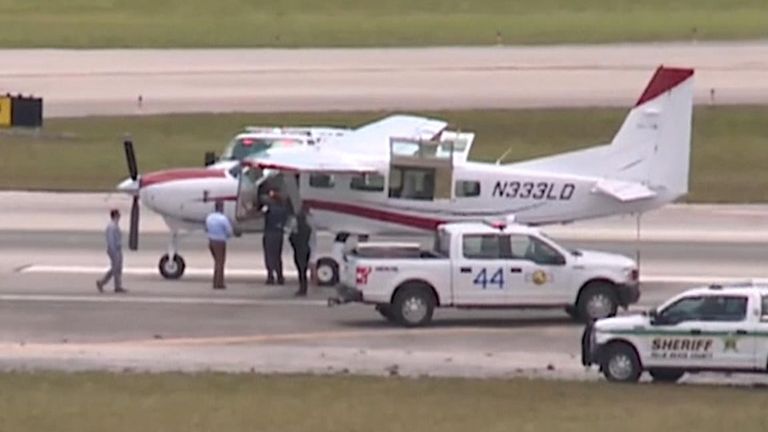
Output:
[330, 221, 640, 327]
[582, 281, 768, 383]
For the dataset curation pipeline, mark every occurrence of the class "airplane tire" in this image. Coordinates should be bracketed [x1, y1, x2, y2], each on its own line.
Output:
[315, 258, 339, 286]
[159, 254, 185, 280]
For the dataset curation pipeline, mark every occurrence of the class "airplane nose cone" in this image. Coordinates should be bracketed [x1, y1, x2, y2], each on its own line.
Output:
[117, 177, 140, 194]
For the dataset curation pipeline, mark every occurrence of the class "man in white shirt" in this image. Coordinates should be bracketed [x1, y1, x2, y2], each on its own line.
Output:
[205, 200, 234, 289]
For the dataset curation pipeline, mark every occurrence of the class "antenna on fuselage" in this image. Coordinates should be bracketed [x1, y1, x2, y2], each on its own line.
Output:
[495, 146, 515, 165]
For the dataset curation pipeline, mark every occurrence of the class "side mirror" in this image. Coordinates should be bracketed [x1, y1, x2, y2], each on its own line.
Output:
[648, 308, 662, 325]
[204, 151, 217, 166]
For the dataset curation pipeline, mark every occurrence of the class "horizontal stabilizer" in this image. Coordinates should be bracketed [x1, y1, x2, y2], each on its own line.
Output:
[592, 179, 656, 202]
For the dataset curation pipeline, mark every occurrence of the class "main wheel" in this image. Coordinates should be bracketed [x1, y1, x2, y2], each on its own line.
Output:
[601, 343, 642, 383]
[315, 258, 339, 286]
[390, 284, 436, 327]
[649, 369, 684, 383]
[159, 254, 185, 279]
[576, 281, 619, 322]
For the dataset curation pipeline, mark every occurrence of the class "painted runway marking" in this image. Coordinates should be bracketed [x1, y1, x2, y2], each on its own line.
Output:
[16, 264, 768, 285]
[0, 294, 325, 307]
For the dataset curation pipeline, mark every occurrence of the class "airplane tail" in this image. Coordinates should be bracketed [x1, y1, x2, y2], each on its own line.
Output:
[602, 66, 694, 200]
[510, 66, 694, 202]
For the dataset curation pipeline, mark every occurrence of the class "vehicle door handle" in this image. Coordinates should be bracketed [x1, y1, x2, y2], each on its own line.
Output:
[460, 267, 472, 273]
[736, 329, 748, 335]
[509, 267, 522, 273]
[690, 329, 702, 335]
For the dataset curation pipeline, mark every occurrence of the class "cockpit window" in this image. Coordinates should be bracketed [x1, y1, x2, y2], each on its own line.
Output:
[221, 137, 302, 160]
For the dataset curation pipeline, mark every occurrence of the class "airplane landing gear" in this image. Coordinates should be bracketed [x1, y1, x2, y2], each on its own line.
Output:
[158, 230, 186, 280]
[159, 253, 186, 279]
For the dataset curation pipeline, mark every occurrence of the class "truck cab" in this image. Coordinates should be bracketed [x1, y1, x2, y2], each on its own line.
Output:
[332, 221, 640, 327]
[583, 281, 768, 383]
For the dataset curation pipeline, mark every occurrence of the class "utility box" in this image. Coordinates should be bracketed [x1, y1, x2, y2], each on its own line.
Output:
[0, 94, 43, 128]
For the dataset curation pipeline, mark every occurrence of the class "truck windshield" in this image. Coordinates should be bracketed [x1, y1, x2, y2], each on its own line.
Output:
[221, 137, 302, 160]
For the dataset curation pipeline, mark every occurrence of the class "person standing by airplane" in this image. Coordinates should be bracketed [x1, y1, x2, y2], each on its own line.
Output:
[205, 200, 233, 289]
[96, 209, 127, 293]
[287, 203, 316, 296]
[262, 188, 289, 285]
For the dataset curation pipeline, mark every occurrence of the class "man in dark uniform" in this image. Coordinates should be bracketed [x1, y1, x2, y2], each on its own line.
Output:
[262, 188, 289, 284]
[288, 204, 316, 296]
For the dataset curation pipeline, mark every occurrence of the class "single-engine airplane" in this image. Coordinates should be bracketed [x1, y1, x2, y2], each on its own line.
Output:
[117, 65, 694, 285]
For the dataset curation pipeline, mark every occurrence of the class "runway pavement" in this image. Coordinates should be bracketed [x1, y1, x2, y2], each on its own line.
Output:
[2, 41, 768, 117]
[1, 192, 767, 384]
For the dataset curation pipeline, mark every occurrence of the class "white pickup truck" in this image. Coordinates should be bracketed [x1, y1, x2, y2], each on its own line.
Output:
[582, 281, 768, 383]
[329, 222, 640, 327]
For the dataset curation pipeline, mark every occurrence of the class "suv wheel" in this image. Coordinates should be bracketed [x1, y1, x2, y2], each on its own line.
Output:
[601, 343, 642, 383]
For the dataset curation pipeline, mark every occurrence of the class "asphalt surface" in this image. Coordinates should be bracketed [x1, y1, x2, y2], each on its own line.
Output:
[3, 42, 768, 116]
[2, 195, 768, 384]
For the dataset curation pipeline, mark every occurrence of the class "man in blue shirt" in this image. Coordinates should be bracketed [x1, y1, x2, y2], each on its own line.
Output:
[97, 209, 127, 293]
[206, 200, 234, 289]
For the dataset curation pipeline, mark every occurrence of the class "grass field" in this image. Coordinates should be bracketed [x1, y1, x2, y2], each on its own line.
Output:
[0, 372, 765, 431]
[0, 0, 766, 47]
[1, 106, 766, 202]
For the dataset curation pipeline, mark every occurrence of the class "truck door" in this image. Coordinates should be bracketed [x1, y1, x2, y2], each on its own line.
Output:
[452, 233, 514, 305]
[646, 294, 756, 370]
[505, 234, 571, 304]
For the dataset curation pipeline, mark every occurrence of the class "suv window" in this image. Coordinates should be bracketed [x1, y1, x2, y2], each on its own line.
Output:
[508, 234, 564, 265]
[463, 234, 509, 259]
[309, 173, 334, 188]
[660, 295, 748, 323]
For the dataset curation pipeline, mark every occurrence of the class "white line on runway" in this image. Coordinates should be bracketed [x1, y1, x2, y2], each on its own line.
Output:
[16, 264, 768, 285]
[0, 293, 326, 307]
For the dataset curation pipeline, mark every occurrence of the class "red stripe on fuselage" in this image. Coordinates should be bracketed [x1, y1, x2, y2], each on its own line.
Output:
[304, 199, 445, 230]
[140, 169, 227, 188]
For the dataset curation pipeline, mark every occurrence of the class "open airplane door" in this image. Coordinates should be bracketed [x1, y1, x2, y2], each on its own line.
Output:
[234, 165, 270, 231]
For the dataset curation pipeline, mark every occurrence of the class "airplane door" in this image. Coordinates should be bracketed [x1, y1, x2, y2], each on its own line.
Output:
[234, 166, 267, 231]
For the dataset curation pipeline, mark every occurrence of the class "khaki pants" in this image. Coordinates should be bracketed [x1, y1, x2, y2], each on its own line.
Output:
[208, 240, 226, 288]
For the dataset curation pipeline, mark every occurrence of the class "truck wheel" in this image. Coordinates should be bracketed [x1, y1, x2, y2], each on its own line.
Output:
[375, 305, 396, 323]
[601, 343, 641, 383]
[576, 282, 618, 322]
[391, 285, 436, 327]
[649, 369, 684, 383]
[315, 258, 339, 286]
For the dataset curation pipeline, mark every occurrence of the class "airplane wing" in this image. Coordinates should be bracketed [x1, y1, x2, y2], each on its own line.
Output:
[332, 114, 448, 155]
[592, 179, 657, 202]
[245, 145, 381, 174]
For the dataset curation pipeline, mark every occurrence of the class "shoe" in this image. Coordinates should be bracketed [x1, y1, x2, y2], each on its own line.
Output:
[265, 279, 275, 285]
[277, 278, 285, 285]
[96, 281, 103, 293]
[294, 291, 307, 297]
[114, 287, 128, 294]
[213, 285, 226, 290]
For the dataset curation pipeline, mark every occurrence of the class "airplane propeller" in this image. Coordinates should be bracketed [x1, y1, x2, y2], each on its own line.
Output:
[123, 138, 140, 251]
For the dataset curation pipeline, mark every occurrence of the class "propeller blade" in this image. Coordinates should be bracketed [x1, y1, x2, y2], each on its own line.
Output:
[129, 195, 139, 251]
[124, 138, 138, 181]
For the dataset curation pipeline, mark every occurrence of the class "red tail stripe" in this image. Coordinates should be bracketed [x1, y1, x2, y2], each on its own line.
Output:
[635, 66, 694, 107]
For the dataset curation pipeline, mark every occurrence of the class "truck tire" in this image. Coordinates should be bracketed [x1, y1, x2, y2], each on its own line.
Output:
[649, 369, 684, 383]
[576, 281, 619, 322]
[601, 342, 642, 383]
[391, 284, 436, 328]
[375, 305, 396, 323]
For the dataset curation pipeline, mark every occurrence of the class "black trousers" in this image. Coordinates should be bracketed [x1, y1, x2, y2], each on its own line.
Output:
[292, 245, 310, 293]
[263, 232, 284, 281]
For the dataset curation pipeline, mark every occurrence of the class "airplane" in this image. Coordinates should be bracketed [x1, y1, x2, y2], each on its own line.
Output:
[116, 65, 694, 286]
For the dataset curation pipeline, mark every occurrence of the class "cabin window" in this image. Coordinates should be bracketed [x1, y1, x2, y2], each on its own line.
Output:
[350, 173, 385, 192]
[309, 173, 334, 188]
[388, 167, 435, 200]
[455, 180, 480, 197]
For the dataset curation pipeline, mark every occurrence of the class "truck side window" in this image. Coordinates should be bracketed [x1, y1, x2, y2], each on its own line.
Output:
[508, 234, 564, 265]
[463, 234, 503, 259]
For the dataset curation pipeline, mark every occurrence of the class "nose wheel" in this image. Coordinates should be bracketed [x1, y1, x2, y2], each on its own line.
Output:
[159, 253, 186, 279]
